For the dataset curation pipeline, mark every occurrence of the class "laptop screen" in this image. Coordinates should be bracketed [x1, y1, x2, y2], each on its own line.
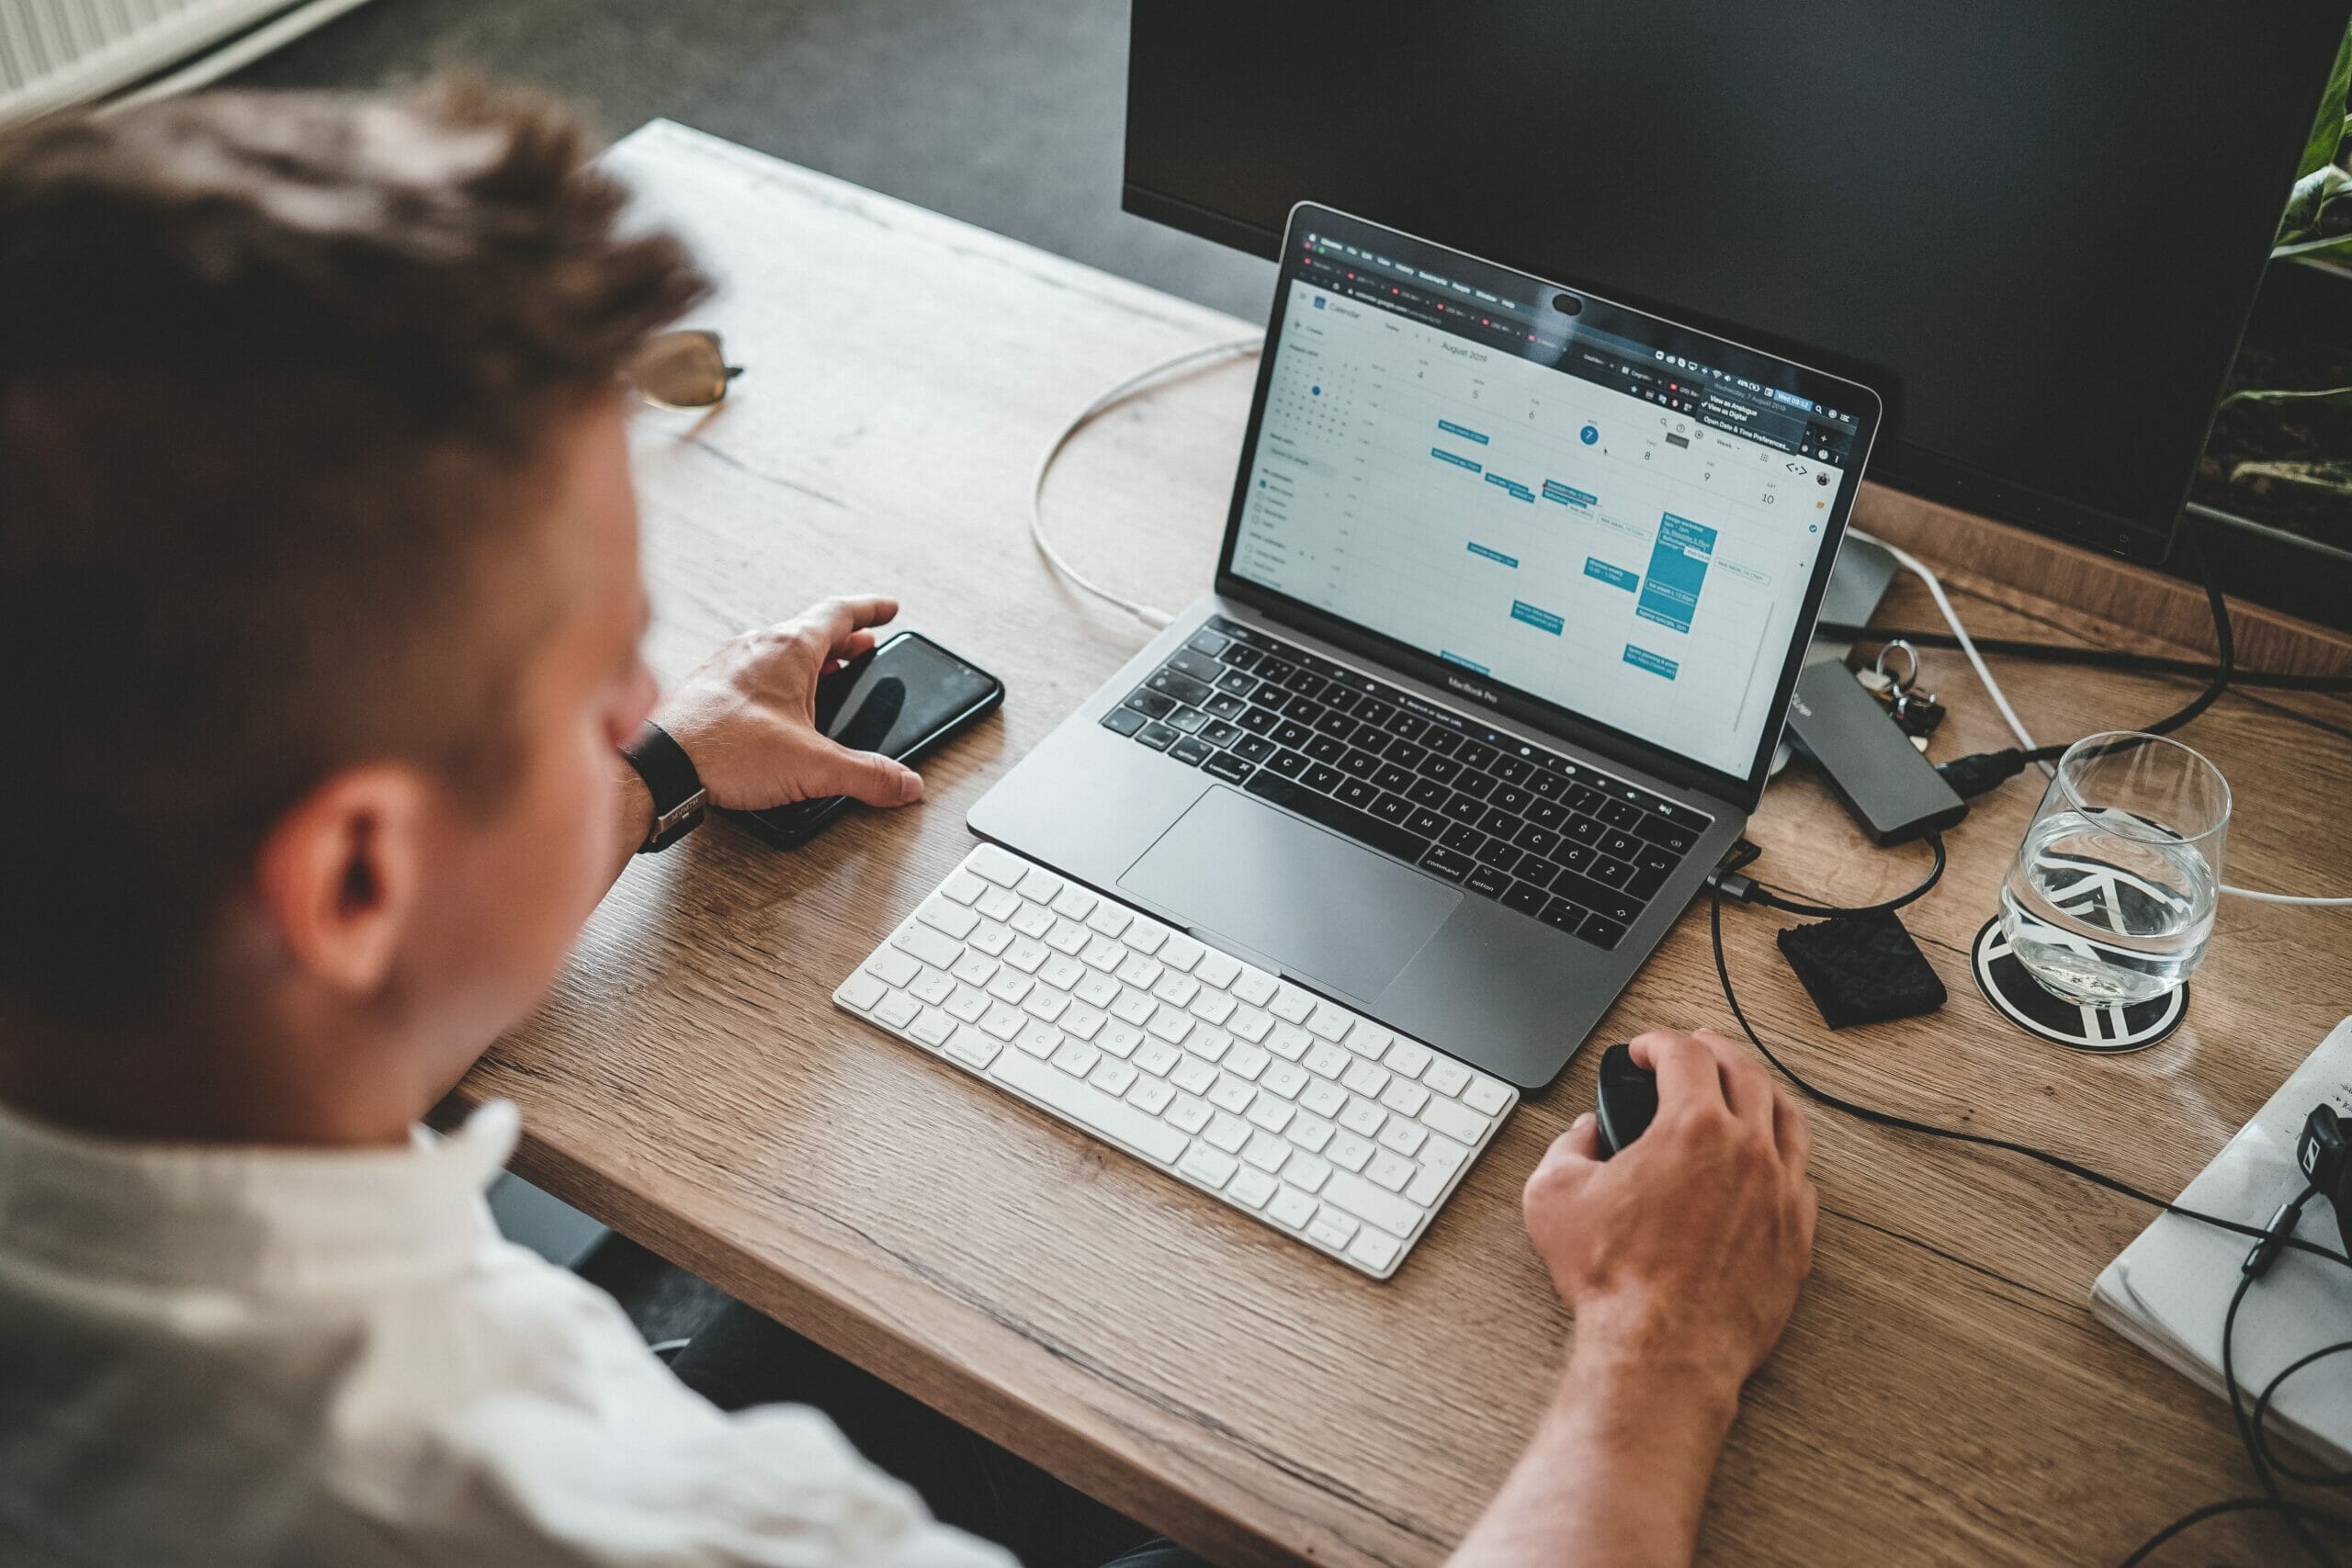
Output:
[1219, 205, 1881, 796]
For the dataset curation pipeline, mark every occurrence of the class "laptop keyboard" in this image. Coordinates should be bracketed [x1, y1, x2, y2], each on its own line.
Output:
[1100, 616, 1712, 951]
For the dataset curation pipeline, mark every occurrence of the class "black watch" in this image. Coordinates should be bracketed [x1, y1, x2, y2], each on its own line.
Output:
[620, 721, 707, 853]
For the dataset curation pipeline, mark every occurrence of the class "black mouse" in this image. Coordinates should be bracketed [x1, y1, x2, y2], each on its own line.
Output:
[1594, 1043, 1657, 1158]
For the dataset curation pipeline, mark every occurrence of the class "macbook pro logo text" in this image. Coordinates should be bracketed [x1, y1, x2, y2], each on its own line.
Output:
[1445, 673, 1499, 705]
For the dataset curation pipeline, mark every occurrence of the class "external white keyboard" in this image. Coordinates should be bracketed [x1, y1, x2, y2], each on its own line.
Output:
[834, 842, 1518, 1278]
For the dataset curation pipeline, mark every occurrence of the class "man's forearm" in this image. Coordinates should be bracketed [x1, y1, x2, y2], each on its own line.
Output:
[1446, 1335, 1740, 1568]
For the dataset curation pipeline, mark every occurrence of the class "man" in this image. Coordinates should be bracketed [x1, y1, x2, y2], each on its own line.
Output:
[0, 82, 1817, 1566]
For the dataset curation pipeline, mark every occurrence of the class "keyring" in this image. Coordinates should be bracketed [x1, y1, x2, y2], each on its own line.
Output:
[1873, 638, 1920, 694]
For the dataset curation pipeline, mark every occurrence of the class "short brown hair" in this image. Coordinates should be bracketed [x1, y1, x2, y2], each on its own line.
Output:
[0, 82, 707, 1025]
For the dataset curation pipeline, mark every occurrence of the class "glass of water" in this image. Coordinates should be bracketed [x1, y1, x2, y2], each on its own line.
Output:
[1999, 732, 2229, 1007]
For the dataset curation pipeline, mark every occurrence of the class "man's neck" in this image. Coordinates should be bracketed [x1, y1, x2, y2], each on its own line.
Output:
[0, 999, 424, 1148]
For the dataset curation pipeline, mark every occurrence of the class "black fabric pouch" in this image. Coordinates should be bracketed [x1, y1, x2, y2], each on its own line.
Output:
[1775, 909, 1946, 1029]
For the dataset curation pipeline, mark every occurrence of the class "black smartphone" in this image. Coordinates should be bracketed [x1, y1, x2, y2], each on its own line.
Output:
[733, 630, 1003, 848]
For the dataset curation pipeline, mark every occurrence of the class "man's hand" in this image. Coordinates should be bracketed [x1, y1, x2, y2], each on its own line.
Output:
[1524, 1027, 1817, 1390]
[1447, 1029, 1816, 1568]
[656, 595, 926, 813]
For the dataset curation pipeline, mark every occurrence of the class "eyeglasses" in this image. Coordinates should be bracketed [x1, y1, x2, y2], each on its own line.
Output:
[626, 329, 743, 410]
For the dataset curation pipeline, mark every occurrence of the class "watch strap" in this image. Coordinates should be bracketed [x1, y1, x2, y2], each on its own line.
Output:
[621, 720, 707, 853]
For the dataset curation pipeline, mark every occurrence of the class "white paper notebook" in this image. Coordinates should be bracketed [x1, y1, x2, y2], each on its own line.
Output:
[2091, 1015, 2352, 1466]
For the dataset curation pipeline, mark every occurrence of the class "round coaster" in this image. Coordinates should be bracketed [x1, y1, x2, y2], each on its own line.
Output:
[1971, 916, 2188, 1054]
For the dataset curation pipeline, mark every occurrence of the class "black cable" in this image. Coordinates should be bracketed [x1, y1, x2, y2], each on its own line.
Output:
[1708, 883, 2352, 1562]
[2118, 1497, 2350, 1567]
[2256, 1340, 2352, 1487]
[1723, 833, 1945, 919]
[1820, 624, 2352, 694]
[2225, 1268, 2340, 1567]
[2020, 525, 2235, 763]
[1931, 516, 2242, 799]
[1705, 885, 2349, 1268]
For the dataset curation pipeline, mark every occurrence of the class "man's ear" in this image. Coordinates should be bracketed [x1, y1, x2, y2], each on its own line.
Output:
[252, 765, 433, 997]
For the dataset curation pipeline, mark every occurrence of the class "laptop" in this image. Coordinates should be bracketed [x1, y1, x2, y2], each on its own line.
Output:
[970, 203, 1882, 1089]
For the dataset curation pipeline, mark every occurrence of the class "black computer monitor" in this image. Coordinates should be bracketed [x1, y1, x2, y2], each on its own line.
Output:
[1124, 1, 2349, 565]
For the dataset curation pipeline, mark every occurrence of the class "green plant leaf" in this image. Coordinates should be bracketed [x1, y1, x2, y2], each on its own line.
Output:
[2273, 231, 2352, 263]
[2297, 21, 2352, 179]
[2281, 164, 2352, 238]
[2228, 458, 2352, 500]
[2218, 384, 2352, 412]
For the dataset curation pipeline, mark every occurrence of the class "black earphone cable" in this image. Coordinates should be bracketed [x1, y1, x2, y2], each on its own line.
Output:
[1706, 884, 2352, 1562]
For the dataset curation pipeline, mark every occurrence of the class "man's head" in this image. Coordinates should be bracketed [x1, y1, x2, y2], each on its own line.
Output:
[0, 84, 705, 1134]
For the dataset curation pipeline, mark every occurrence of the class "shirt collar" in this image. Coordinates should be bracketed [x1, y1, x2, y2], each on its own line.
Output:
[0, 1097, 518, 1294]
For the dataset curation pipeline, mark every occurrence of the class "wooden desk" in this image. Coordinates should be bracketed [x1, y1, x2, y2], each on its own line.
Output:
[462, 120, 2352, 1566]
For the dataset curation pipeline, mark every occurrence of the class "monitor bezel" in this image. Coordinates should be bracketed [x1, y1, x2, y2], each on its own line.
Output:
[1133, 184, 2193, 566]
[1212, 202, 1886, 812]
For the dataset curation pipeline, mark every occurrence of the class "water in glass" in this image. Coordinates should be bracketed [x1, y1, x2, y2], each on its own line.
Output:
[1998, 733, 2228, 1008]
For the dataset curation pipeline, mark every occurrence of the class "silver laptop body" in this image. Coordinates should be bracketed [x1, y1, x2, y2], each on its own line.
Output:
[972, 204, 1882, 1089]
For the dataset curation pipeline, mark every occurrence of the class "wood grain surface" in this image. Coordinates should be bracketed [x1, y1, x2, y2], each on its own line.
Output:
[453, 120, 2352, 1567]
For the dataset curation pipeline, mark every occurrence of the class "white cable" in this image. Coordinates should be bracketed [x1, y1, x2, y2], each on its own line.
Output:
[1849, 527, 2046, 763]
[1029, 334, 1262, 630]
[1848, 529, 2352, 907]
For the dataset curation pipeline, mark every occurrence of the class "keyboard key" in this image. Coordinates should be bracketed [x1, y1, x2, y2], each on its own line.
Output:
[1503, 882, 1549, 917]
[1229, 1167, 1279, 1209]
[1300, 1077, 1349, 1119]
[1464, 865, 1510, 899]
[1420, 1097, 1489, 1146]
[1580, 915, 1628, 950]
[1475, 837, 1520, 871]
[1385, 1039, 1431, 1079]
[1463, 1077, 1512, 1117]
[1348, 1229, 1402, 1273]
[1367, 1150, 1416, 1192]
[1125, 689, 1177, 720]
[1166, 649, 1223, 682]
[867, 946, 922, 987]
[1269, 1185, 1319, 1230]
[1136, 722, 1179, 751]
[1242, 1129, 1291, 1172]
[1102, 705, 1147, 737]
[1203, 751, 1253, 784]
[1148, 670, 1214, 706]
[1423, 1058, 1471, 1097]
[1206, 1112, 1252, 1154]
[1179, 1142, 1238, 1189]
[838, 970, 887, 1011]
[1636, 818, 1698, 857]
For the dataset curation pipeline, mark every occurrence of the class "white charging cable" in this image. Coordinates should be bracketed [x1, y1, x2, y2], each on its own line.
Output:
[1029, 334, 1262, 630]
[1849, 528, 2352, 907]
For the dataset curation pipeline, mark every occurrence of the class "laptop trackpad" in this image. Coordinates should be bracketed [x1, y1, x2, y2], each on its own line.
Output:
[1118, 787, 1460, 1002]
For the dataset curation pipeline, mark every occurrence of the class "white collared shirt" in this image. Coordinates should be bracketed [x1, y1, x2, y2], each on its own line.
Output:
[0, 1098, 1012, 1567]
